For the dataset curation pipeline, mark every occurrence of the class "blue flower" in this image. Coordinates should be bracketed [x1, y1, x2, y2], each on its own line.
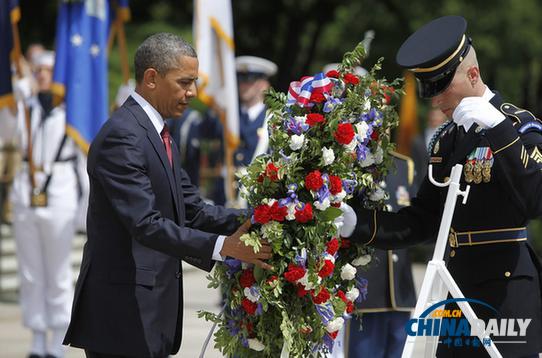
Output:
[355, 276, 369, 302]
[323, 96, 343, 113]
[342, 179, 357, 194]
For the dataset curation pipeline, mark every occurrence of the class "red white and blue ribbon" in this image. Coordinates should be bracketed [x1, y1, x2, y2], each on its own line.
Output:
[287, 72, 333, 107]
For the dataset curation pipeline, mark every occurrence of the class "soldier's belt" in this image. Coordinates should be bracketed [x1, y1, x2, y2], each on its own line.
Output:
[448, 227, 527, 248]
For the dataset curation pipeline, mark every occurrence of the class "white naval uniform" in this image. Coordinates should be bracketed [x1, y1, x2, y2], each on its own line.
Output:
[10, 97, 79, 332]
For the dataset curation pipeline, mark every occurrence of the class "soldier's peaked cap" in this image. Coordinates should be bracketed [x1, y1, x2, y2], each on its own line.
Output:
[396, 15, 472, 98]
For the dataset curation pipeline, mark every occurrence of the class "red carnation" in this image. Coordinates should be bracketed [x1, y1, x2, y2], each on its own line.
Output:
[306, 113, 325, 126]
[295, 203, 313, 223]
[265, 162, 279, 181]
[254, 204, 271, 224]
[326, 237, 340, 256]
[346, 301, 354, 313]
[326, 70, 339, 78]
[284, 263, 306, 283]
[343, 73, 360, 85]
[329, 331, 339, 339]
[266, 275, 278, 284]
[337, 289, 347, 303]
[329, 175, 343, 195]
[382, 85, 395, 105]
[310, 92, 326, 103]
[312, 287, 331, 304]
[318, 260, 335, 278]
[334, 123, 355, 145]
[269, 201, 288, 222]
[305, 170, 324, 191]
[371, 130, 379, 141]
[341, 239, 351, 249]
[331, 202, 341, 208]
[241, 298, 258, 315]
[297, 285, 310, 297]
[239, 269, 256, 288]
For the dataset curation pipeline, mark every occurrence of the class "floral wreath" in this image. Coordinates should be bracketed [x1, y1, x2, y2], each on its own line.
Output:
[201, 42, 402, 357]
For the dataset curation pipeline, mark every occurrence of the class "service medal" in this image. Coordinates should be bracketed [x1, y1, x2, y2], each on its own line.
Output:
[473, 160, 483, 184]
[464, 161, 474, 183]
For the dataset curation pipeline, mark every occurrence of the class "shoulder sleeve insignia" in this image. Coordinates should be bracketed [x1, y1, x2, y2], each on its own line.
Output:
[518, 121, 542, 135]
[500, 102, 540, 127]
[428, 120, 453, 156]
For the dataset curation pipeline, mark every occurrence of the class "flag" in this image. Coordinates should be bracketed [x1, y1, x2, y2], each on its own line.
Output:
[396, 71, 418, 156]
[193, 0, 239, 149]
[52, 0, 109, 153]
[0, 0, 19, 108]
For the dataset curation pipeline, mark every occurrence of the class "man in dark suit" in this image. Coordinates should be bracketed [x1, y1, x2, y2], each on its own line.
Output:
[343, 16, 542, 357]
[63, 33, 272, 358]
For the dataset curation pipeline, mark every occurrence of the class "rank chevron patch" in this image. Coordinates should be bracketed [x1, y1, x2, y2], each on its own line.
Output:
[531, 147, 542, 164]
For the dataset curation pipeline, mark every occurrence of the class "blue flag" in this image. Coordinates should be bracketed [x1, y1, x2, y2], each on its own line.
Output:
[52, 0, 109, 153]
[0, 0, 19, 108]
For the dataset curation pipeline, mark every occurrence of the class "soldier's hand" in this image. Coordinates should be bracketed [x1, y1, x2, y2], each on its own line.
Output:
[453, 97, 505, 129]
[220, 220, 274, 270]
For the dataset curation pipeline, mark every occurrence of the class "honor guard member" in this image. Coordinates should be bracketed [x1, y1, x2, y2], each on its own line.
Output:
[234, 56, 277, 168]
[10, 51, 81, 358]
[343, 16, 542, 358]
[347, 152, 418, 358]
[167, 108, 203, 186]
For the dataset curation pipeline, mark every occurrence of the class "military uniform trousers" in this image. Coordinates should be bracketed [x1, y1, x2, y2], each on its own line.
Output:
[11, 161, 78, 331]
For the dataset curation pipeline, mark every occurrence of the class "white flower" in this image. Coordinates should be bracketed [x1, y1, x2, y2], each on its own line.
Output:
[360, 151, 375, 167]
[248, 338, 265, 351]
[322, 147, 335, 166]
[346, 287, 360, 302]
[374, 146, 384, 164]
[289, 134, 305, 151]
[355, 121, 370, 142]
[331, 189, 347, 203]
[244, 287, 261, 302]
[298, 272, 321, 290]
[363, 99, 371, 112]
[314, 198, 330, 211]
[344, 138, 357, 151]
[352, 254, 372, 266]
[326, 317, 345, 333]
[369, 187, 386, 201]
[341, 263, 357, 280]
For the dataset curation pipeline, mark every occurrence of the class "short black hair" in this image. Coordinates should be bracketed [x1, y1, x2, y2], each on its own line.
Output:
[134, 33, 197, 83]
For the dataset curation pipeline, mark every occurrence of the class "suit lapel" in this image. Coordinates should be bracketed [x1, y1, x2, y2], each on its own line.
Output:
[124, 97, 181, 214]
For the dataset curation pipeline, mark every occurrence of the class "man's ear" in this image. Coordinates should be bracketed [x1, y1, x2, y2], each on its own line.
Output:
[466, 66, 480, 87]
[142, 68, 158, 90]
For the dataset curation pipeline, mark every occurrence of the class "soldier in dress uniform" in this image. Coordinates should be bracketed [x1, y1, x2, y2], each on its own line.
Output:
[342, 16, 542, 358]
[347, 152, 418, 358]
[10, 51, 81, 358]
[234, 56, 277, 168]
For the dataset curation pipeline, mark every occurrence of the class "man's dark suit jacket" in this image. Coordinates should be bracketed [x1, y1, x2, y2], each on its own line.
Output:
[63, 96, 244, 357]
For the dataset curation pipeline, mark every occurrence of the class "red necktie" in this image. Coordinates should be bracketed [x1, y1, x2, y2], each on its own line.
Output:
[160, 124, 173, 167]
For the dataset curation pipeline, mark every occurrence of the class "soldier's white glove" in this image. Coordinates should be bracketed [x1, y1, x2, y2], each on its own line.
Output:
[338, 202, 357, 238]
[452, 96, 505, 129]
[13, 77, 32, 102]
[115, 79, 135, 108]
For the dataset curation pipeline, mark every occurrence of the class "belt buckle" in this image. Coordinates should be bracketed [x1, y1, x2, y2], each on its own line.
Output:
[448, 231, 458, 248]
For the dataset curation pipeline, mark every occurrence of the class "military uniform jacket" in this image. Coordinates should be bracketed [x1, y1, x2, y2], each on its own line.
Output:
[357, 152, 417, 312]
[63, 97, 245, 357]
[234, 105, 266, 167]
[350, 92, 542, 357]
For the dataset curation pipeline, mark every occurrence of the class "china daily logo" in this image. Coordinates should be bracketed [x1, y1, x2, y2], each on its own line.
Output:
[406, 298, 531, 347]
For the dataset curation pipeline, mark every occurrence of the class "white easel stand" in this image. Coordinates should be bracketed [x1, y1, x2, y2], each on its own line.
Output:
[401, 164, 502, 358]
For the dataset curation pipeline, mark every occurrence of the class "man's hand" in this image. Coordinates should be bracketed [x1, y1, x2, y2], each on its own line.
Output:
[453, 97, 505, 129]
[220, 220, 274, 270]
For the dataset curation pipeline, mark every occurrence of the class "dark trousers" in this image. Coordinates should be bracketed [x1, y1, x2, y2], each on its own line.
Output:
[348, 311, 410, 358]
[84, 351, 126, 358]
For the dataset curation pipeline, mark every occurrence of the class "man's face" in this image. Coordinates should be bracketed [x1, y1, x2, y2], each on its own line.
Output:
[238, 78, 268, 105]
[430, 70, 471, 118]
[154, 55, 198, 118]
[35, 65, 53, 92]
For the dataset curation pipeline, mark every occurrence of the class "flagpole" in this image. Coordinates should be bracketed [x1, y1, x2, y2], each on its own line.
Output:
[213, 30, 236, 205]
[116, 17, 130, 84]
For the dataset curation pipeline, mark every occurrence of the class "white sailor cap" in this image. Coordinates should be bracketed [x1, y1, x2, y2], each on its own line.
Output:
[236, 56, 277, 81]
[322, 63, 368, 77]
[34, 51, 55, 68]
